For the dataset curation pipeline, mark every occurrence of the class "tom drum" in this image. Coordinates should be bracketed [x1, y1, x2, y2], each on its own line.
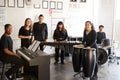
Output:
[98, 48, 108, 65]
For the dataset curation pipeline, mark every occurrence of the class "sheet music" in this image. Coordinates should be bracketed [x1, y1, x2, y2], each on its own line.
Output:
[28, 40, 37, 50]
[32, 41, 40, 52]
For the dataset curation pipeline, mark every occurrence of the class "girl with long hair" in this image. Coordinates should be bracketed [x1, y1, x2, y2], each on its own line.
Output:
[82, 21, 98, 80]
[53, 21, 68, 64]
[18, 18, 34, 48]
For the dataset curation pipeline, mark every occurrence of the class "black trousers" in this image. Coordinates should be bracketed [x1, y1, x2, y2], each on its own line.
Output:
[0, 55, 23, 76]
[55, 48, 64, 62]
[40, 45, 44, 51]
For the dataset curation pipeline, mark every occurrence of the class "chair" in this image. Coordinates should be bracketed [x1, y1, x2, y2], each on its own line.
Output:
[0, 61, 16, 80]
[1, 62, 6, 80]
[0, 50, 16, 79]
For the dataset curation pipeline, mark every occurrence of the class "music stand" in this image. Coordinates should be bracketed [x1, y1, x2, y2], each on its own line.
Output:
[28, 40, 40, 52]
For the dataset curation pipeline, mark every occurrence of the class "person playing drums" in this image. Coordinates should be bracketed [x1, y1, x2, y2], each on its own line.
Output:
[82, 21, 98, 80]
[97, 25, 106, 44]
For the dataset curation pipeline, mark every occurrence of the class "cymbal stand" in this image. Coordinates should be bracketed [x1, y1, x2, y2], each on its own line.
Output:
[108, 41, 119, 65]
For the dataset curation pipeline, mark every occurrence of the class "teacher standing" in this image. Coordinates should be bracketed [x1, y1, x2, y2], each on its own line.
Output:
[33, 14, 48, 51]
[82, 21, 98, 80]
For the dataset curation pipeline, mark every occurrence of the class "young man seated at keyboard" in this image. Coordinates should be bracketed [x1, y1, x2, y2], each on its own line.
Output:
[0, 24, 23, 80]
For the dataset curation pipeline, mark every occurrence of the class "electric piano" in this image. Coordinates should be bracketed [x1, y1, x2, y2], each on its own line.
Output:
[16, 47, 50, 80]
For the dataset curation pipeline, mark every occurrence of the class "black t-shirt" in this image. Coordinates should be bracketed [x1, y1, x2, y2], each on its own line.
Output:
[33, 22, 48, 41]
[18, 26, 33, 48]
[0, 34, 13, 55]
[97, 32, 106, 44]
[82, 30, 97, 48]
[53, 29, 68, 41]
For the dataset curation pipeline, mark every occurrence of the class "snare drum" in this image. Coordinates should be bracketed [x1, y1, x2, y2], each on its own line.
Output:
[98, 48, 108, 65]
[72, 44, 84, 72]
[82, 48, 96, 77]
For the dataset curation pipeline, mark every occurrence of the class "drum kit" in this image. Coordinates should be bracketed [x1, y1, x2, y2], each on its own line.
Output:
[72, 39, 111, 79]
[98, 39, 111, 65]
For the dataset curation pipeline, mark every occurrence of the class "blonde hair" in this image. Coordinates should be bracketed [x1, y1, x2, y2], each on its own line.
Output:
[24, 18, 32, 31]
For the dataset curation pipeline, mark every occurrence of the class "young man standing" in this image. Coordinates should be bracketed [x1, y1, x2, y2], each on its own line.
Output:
[33, 14, 48, 51]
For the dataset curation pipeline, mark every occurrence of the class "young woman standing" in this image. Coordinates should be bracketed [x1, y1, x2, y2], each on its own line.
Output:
[53, 21, 68, 64]
[18, 18, 34, 48]
[82, 21, 98, 80]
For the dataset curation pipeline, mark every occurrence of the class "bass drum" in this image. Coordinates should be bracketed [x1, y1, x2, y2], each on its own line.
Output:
[98, 48, 108, 65]
[101, 39, 110, 47]
[82, 48, 96, 77]
[72, 44, 83, 72]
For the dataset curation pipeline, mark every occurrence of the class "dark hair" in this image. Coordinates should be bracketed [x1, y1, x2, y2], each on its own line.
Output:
[4, 24, 12, 29]
[85, 21, 94, 30]
[99, 25, 104, 28]
[56, 21, 66, 32]
[24, 18, 32, 30]
[39, 14, 44, 18]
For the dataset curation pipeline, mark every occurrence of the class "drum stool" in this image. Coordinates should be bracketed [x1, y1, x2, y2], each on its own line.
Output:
[0, 61, 16, 80]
